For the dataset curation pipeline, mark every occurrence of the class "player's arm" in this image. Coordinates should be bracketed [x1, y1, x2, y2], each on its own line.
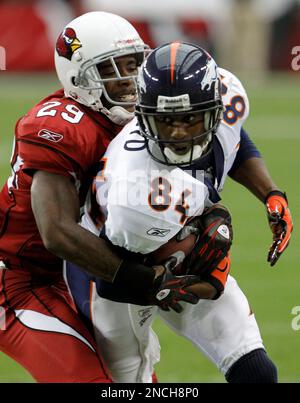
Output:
[229, 129, 293, 265]
[31, 170, 123, 282]
[230, 158, 278, 202]
[228, 128, 276, 200]
[185, 281, 217, 300]
[31, 170, 199, 311]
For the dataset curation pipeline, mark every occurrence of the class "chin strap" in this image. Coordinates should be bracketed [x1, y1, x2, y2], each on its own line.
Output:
[101, 105, 135, 126]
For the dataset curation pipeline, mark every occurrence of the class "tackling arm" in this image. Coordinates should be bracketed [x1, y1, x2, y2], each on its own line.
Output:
[31, 170, 199, 311]
[31, 170, 123, 282]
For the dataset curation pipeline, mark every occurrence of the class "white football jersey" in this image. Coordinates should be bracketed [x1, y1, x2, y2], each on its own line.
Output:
[89, 118, 210, 254]
[73, 69, 264, 384]
[82, 68, 249, 254]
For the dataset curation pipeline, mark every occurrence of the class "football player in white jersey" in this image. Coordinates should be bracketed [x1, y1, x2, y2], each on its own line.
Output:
[66, 42, 293, 383]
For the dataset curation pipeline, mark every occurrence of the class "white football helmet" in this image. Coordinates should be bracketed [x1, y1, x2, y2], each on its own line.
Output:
[54, 12, 148, 125]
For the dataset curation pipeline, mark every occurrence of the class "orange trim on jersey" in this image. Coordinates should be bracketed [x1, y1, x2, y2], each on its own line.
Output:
[170, 42, 181, 84]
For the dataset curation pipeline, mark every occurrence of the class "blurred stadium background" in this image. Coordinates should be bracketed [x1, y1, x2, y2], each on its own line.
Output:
[0, 0, 299, 383]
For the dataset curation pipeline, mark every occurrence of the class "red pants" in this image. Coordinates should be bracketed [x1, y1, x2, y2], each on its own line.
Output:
[0, 268, 112, 383]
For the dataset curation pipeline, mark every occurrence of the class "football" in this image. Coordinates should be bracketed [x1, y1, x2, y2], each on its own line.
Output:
[149, 231, 198, 275]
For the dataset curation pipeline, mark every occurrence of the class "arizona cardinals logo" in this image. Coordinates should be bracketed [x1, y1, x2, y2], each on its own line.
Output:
[56, 27, 82, 60]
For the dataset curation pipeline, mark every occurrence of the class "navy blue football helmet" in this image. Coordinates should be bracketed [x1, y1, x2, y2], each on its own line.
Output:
[135, 42, 224, 167]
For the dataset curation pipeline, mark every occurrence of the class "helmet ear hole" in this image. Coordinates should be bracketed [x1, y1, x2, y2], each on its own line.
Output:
[71, 76, 78, 86]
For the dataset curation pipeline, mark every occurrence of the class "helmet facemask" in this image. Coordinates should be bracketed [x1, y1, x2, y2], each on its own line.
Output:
[74, 46, 149, 125]
[54, 11, 150, 126]
[136, 94, 224, 167]
[135, 42, 225, 166]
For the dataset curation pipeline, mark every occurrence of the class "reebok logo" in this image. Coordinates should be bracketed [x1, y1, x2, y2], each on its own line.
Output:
[38, 129, 64, 143]
[147, 228, 171, 237]
[139, 314, 152, 327]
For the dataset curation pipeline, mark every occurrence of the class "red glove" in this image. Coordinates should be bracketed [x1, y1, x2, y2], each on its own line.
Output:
[265, 190, 293, 266]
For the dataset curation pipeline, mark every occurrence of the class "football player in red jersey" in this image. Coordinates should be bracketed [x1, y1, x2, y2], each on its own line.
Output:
[0, 12, 200, 383]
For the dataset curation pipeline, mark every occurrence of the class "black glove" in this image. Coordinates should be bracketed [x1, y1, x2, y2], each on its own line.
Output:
[149, 259, 200, 313]
[182, 204, 233, 276]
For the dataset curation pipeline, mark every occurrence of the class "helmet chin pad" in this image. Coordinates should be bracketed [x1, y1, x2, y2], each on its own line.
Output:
[102, 105, 135, 126]
[163, 145, 202, 164]
[163, 132, 212, 165]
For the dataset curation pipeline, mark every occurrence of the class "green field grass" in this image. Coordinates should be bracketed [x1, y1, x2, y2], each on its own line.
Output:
[0, 73, 299, 383]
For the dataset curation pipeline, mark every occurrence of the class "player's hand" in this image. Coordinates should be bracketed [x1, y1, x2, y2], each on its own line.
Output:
[182, 204, 233, 276]
[265, 190, 293, 266]
[149, 260, 200, 313]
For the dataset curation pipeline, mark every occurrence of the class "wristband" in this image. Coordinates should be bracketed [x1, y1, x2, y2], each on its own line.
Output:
[264, 190, 287, 204]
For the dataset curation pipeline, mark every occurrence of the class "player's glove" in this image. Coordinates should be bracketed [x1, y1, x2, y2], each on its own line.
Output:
[180, 204, 233, 276]
[149, 259, 201, 313]
[265, 190, 293, 266]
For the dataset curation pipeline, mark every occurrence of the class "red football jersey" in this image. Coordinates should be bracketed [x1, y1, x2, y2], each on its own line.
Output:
[0, 89, 121, 274]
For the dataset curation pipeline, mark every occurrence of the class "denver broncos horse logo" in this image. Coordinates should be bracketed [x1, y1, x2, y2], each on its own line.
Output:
[201, 58, 218, 92]
[56, 28, 82, 60]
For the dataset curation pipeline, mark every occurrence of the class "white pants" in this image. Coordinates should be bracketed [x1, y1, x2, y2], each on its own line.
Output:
[90, 275, 264, 382]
